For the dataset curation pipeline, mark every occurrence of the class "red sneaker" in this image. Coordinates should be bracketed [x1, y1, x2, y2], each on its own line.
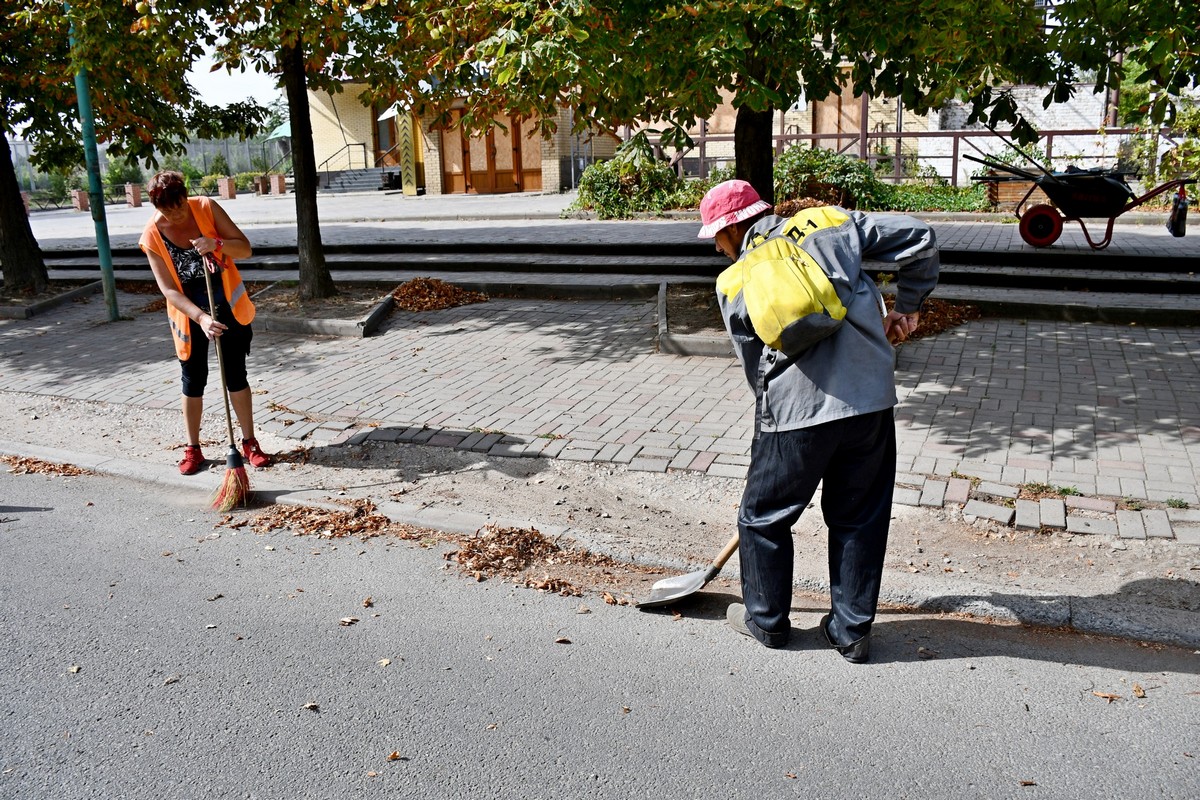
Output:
[179, 445, 205, 476]
[241, 437, 271, 468]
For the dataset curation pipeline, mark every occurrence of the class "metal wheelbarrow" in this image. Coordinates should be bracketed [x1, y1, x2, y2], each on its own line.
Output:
[967, 153, 1196, 250]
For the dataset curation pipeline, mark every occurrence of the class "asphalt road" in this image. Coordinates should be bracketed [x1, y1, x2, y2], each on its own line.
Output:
[1, 470, 1198, 800]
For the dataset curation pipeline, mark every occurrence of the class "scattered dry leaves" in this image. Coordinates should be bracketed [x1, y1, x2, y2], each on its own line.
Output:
[2, 456, 90, 477]
[442, 524, 642, 602]
[271, 446, 313, 466]
[448, 525, 562, 574]
[392, 278, 487, 312]
[883, 295, 982, 341]
[238, 500, 406, 540]
[774, 198, 829, 215]
[1092, 691, 1122, 703]
[1132, 683, 1147, 699]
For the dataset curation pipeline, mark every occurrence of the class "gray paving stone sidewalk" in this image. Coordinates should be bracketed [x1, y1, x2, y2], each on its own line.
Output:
[10, 190, 1200, 545]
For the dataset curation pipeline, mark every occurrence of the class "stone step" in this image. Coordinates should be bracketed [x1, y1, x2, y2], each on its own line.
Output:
[43, 251, 1198, 292]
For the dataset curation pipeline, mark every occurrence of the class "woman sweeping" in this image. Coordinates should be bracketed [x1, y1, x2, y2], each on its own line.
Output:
[139, 170, 272, 476]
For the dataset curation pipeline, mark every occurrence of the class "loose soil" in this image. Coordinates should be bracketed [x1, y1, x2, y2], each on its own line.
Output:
[251, 283, 392, 320]
[249, 278, 489, 320]
[0, 280, 95, 308]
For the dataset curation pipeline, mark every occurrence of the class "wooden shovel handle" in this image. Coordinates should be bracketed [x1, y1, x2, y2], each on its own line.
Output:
[711, 533, 740, 569]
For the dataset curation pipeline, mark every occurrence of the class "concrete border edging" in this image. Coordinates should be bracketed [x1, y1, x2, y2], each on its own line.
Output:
[254, 294, 395, 338]
[0, 279, 103, 320]
[655, 281, 733, 357]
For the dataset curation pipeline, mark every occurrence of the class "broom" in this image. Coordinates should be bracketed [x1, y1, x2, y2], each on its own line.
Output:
[201, 252, 250, 511]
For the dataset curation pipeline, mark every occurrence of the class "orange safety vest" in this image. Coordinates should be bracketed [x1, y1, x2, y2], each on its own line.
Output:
[138, 196, 255, 360]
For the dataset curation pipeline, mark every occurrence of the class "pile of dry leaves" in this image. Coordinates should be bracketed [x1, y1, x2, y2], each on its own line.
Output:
[213, 507, 641, 603]
[446, 524, 634, 601]
[392, 278, 488, 312]
[221, 498, 414, 540]
[2, 456, 90, 477]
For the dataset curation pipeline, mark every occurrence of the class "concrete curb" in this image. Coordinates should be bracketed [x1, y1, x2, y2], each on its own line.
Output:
[251, 285, 395, 338]
[3, 437, 1197, 650]
[0, 279, 103, 320]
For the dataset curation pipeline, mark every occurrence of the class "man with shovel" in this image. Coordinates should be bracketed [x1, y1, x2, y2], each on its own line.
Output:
[697, 179, 939, 662]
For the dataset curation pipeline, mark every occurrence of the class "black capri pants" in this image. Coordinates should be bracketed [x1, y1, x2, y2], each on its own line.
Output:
[180, 303, 253, 398]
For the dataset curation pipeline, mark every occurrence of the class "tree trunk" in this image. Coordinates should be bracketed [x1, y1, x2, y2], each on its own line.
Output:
[280, 43, 336, 300]
[734, 106, 775, 206]
[0, 135, 48, 295]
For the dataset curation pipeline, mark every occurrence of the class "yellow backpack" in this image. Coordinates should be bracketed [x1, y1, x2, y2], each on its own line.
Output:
[716, 207, 852, 355]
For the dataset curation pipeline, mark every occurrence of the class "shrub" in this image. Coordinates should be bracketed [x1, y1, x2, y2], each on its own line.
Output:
[46, 170, 75, 202]
[570, 133, 685, 219]
[104, 156, 144, 191]
[773, 146, 888, 210]
[878, 181, 991, 213]
[234, 172, 260, 191]
[572, 158, 680, 218]
[161, 154, 203, 184]
[208, 153, 231, 177]
[672, 165, 737, 210]
[199, 174, 221, 194]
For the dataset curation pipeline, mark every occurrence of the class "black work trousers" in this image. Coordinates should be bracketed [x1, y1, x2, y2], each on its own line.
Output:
[737, 409, 896, 648]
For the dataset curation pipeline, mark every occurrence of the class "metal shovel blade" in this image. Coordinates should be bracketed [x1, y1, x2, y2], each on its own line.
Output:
[635, 534, 740, 609]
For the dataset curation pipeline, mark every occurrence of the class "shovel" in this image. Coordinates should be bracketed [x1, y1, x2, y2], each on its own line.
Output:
[635, 533, 740, 609]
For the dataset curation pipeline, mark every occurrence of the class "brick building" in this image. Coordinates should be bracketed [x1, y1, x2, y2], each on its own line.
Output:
[307, 84, 619, 195]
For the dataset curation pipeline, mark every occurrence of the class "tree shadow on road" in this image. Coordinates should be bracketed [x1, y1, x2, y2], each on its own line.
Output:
[895, 318, 1200, 467]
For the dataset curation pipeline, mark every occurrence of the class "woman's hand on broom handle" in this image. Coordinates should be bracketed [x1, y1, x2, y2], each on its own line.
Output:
[197, 311, 227, 340]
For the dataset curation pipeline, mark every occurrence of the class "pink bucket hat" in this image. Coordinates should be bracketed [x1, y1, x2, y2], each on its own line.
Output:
[697, 179, 772, 238]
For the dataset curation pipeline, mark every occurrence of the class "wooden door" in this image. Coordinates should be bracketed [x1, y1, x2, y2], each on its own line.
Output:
[442, 113, 538, 194]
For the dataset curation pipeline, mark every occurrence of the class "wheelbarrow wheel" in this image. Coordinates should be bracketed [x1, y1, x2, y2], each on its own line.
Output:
[1019, 204, 1064, 247]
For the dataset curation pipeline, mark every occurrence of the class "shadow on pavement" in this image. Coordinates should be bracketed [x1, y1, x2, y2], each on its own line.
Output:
[896, 319, 1200, 464]
[639, 581, 1200, 671]
[378, 295, 658, 366]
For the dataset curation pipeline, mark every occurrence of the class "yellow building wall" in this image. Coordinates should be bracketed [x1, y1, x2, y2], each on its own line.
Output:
[307, 83, 376, 171]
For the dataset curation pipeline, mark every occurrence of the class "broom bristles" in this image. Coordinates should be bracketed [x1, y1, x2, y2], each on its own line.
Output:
[212, 443, 250, 512]
[211, 466, 250, 511]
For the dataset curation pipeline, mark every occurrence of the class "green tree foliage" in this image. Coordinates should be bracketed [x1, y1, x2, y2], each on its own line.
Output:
[208, 152, 231, 177]
[0, 0, 264, 294]
[103, 156, 143, 192]
[131, 0, 410, 300]
[383, 0, 1199, 205]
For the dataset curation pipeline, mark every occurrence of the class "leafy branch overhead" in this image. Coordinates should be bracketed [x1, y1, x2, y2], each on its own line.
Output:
[371, 0, 1199, 149]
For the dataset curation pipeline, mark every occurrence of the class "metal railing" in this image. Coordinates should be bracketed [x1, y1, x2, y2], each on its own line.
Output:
[317, 143, 369, 186]
[662, 127, 1185, 188]
[374, 141, 404, 168]
[263, 152, 293, 178]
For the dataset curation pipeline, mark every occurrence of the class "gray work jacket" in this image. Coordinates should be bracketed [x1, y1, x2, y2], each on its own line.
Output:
[717, 209, 940, 434]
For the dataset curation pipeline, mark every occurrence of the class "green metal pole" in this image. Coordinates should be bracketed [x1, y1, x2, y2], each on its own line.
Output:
[66, 1, 119, 322]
